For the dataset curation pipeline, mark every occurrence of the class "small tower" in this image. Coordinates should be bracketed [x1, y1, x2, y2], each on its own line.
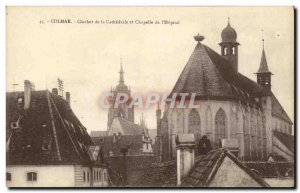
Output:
[255, 32, 273, 90]
[219, 18, 240, 72]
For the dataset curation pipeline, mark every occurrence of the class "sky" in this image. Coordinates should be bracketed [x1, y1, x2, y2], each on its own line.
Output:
[7, 7, 294, 133]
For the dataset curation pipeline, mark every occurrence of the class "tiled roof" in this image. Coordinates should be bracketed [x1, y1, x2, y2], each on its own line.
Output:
[90, 130, 107, 137]
[169, 43, 270, 102]
[136, 149, 269, 187]
[134, 160, 177, 187]
[273, 130, 294, 153]
[6, 90, 94, 165]
[271, 95, 293, 124]
[244, 162, 294, 178]
[169, 42, 292, 123]
[182, 150, 269, 187]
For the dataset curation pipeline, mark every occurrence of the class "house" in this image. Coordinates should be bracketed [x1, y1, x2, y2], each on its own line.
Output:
[135, 134, 270, 187]
[6, 80, 111, 187]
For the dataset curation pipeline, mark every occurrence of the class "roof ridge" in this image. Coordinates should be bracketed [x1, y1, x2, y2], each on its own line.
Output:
[46, 91, 62, 161]
[224, 150, 270, 187]
[49, 93, 83, 161]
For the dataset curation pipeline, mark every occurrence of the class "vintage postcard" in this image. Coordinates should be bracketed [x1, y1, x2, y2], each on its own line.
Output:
[6, 6, 294, 188]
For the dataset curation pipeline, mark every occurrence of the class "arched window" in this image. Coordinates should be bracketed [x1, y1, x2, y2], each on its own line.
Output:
[206, 107, 212, 142]
[232, 47, 235, 55]
[188, 109, 201, 134]
[215, 108, 226, 145]
[224, 47, 228, 55]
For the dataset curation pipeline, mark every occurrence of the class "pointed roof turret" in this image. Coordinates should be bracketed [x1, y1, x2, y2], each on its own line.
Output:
[256, 37, 272, 74]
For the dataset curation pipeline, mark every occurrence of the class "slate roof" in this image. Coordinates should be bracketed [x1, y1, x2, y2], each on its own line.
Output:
[135, 149, 269, 187]
[257, 49, 271, 74]
[273, 130, 294, 153]
[169, 42, 292, 124]
[6, 90, 94, 165]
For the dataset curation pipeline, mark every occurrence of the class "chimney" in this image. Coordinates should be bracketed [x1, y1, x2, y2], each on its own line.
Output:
[52, 88, 58, 95]
[24, 80, 35, 110]
[66, 92, 70, 106]
[176, 134, 195, 186]
[221, 139, 239, 157]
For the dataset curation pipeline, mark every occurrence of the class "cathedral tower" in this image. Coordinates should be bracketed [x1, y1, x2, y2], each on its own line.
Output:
[107, 59, 134, 128]
[219, 18, 240, 72]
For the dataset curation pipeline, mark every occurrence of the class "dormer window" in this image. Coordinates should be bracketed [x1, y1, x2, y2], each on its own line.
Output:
[11, 122, 20, 130]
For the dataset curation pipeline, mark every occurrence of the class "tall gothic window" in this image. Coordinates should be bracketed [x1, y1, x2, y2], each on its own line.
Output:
[206, 107, 212, 142]
[215, 108, 226, 145]
[188, 109, 201, 134]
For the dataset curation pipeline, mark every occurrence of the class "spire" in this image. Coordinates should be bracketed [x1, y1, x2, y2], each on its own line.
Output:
[119, 57, 125, 84]
[257, 30, 271, 74]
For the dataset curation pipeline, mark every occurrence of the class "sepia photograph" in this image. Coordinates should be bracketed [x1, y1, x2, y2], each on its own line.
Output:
[5, 6, 295, 188]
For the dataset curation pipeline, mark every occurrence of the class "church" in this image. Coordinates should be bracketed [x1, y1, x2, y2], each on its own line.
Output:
[156, 19, 293, 162]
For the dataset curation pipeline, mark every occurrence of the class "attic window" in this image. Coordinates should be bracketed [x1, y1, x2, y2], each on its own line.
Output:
[11, 122, 20, 130]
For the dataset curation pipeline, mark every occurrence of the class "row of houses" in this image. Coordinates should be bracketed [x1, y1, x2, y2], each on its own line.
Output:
[6, 81, 119, 187]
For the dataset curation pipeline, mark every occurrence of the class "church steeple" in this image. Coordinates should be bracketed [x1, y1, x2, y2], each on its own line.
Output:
[256, 31, 273, 90]
[119, 58, 125, 85]
[219, 17, 240, 72]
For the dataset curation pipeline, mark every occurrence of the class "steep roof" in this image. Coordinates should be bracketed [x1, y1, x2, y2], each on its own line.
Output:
[273, 130, 294, 153]
[182, 150, 269, 187]
[6, 90, 94, 165]
[257, 48, 271, 74]
[169, 41, 292, 123]
[135, 149, 269, 187]
[271, 95, 293, 124]
[169, 42, 270, 103]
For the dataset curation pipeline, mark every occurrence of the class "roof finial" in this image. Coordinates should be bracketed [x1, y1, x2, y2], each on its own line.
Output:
[194, 33, 205, 43]
[261, 29, 265, 50]
[227, 17, 230, 26]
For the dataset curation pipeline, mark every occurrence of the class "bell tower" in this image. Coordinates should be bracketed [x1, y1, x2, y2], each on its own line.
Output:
[219, 18, 240, 72]
[107, 58, 134, 129]
[255, 31, 273, 90]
